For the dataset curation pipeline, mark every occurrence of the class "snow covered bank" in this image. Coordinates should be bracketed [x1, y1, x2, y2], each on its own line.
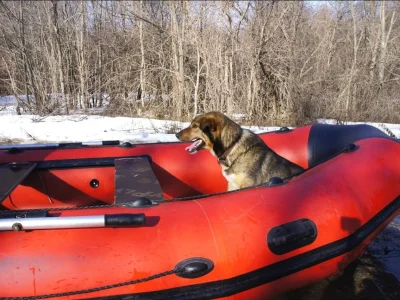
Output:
[1, 95, 399, 144]
[0, 114, 398, 146]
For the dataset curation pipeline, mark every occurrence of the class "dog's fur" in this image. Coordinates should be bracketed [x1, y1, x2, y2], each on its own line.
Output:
[176, 112, 304, 191]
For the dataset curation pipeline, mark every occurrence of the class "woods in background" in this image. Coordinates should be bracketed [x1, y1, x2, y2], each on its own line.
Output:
[0, 0, 399, 125]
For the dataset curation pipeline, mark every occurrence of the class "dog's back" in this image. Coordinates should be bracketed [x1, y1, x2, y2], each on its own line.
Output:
[224, 129, 303, 187]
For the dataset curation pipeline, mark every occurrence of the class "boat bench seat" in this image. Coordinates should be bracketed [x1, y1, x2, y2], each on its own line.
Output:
[114, 156, 164, 204]
[0, 162, 37, 205]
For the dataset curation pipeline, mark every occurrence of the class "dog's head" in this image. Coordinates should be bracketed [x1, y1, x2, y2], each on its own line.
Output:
[175, 112, 241, 156]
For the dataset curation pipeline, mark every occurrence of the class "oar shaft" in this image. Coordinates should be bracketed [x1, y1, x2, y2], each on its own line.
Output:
[0, 216, 104, 231]
[0, 140, 120, 150]
[0, 213, 146, 231]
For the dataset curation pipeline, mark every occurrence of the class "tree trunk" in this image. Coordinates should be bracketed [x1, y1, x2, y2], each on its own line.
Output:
[19, 0, 30, 107]
[49, 1, 68, 113]
[193, 45, 202, 117]
[75, 0, 87, 111]
[169, 1, 185, 120]
[139, 0, 146, 107]
[378, 1, 396, 91]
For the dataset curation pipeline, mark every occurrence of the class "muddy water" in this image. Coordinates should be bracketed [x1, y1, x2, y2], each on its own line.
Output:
[274, 215, 400, 300]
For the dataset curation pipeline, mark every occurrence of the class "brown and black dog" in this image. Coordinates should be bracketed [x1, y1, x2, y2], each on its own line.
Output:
[175, 112, 304, 191]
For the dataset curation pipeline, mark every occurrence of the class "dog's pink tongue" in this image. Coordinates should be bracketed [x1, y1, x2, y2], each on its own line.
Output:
[185, 140, 200, 153]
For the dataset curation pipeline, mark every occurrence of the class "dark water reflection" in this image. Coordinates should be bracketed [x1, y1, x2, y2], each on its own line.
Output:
[273, 216, 400, 300]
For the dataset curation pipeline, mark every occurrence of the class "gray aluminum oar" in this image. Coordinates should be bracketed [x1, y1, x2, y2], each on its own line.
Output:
[0, 211, 146, 231]
[0, 140, 121, 150]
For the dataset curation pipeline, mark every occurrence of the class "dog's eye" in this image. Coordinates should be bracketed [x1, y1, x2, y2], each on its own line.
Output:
[192, 124, 198, 129]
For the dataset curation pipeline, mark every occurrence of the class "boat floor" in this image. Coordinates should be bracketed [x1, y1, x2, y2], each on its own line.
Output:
[274, 215, 400, 300]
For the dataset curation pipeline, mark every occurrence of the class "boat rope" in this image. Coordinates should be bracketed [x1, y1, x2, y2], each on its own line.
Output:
[36, 170, 53, 204]
[0, 269, 179, 300]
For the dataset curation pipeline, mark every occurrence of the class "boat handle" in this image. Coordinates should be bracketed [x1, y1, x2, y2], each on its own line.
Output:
[267, 218, 317, 255]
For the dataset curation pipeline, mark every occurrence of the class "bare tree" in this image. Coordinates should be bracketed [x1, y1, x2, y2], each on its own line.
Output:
[138, 0, 146, 107]
[378, 1, 397, 90]
[0, 0, 399, 124]
[169, 1, 186, 120]
[77, 0, 87, 111]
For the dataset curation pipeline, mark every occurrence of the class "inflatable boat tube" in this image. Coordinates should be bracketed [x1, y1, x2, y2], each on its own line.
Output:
[0, 124, 398, 300]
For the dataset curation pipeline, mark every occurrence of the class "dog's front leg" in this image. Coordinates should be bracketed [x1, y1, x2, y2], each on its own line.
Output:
[238, 177, 256, 190]
[227, 181, 239, 191]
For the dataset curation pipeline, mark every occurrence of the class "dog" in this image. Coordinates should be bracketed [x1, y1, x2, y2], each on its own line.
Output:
[175, 112, 304, 191]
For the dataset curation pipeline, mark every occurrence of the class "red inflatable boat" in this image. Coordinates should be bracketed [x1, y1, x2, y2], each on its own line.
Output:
[0, 124, 399, 300]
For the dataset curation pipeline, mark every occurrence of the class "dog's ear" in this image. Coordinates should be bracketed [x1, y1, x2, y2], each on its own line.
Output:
[200, 117, 217, 135]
